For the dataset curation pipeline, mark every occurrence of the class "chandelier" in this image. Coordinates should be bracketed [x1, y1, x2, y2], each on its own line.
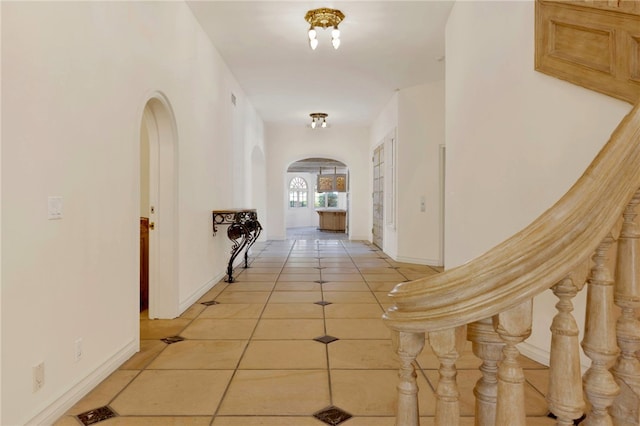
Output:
[310, 113, 328, 129]
[305, 8, 345, 50]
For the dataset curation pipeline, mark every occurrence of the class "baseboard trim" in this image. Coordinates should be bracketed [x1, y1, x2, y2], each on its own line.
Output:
[179, 274, 224, 314]
[25, 339, 138, 426]
[393, 255, 443, 267]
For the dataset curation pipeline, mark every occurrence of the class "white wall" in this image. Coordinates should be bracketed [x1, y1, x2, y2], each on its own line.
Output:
[1, 2, 264, 424]
[370, 82, 445, 266]
[445, 1, 631, 365]
[266, 125, 370, 240]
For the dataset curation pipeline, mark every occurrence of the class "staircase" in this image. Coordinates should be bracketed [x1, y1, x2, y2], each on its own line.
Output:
[384, 100, 640, 425]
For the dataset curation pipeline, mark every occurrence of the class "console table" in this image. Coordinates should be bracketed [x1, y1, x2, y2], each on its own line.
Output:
[212, 209, 262, 283]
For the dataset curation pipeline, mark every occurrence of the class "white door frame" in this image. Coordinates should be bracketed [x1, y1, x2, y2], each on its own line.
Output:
[140, 93, 179, 319]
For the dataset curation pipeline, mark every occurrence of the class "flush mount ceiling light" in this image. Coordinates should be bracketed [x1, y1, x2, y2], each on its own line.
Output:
[305, 8, 345, 50]
[310, 112, 328, 129]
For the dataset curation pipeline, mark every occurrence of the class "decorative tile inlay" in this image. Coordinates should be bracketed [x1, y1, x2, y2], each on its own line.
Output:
[200, 300, 219, 306]
[314, 267, 326, 270]
[313, 405, 352, 425]
[161, 335, 185, 344]
[314, 301, 332, 306]
[547, 413, 586, 425]
[314, 335, 339, 344]
[314, 280, 328, 284]
[387, 266, 400, 269]
[76, 406, 117, 425]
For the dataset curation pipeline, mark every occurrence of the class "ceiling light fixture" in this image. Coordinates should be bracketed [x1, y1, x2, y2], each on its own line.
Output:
[310, 112, 328, 129]
[305, 8, 344, 50]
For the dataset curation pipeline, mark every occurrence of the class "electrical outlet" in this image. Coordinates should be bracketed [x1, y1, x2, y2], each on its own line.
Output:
[75, 338, 83, 362]
[33, 362, 44, 392]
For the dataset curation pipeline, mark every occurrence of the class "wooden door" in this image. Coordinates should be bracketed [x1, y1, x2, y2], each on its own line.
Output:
[372, 145, 384, 249]
[140, 217, 149, 312]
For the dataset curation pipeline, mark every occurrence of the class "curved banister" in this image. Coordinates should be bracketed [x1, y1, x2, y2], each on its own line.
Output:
[384, 100, 640, 333]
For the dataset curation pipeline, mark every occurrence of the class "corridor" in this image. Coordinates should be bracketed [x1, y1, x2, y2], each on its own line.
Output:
[54, 238, 552, 426]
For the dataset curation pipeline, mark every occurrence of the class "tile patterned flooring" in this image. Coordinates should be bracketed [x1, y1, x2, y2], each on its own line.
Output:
[54, 234, 554, 426]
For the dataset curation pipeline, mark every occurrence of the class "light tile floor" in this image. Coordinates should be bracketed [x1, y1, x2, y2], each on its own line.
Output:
[54, 235, 553, 426]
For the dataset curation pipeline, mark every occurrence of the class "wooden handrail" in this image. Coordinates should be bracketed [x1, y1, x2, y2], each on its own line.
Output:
[384, 100, 640, 333]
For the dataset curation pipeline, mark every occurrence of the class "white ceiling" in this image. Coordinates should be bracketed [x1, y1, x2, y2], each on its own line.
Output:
[187, 1, 454, 128]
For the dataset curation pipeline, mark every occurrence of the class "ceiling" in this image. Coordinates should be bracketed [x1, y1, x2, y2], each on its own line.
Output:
[187, 1, 454, 128]
[287, 157, 347, 173]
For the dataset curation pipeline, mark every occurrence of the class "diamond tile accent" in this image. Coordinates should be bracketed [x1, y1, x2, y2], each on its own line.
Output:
[314, 267, 326, 270]
[387, 266, 400, 269]
[314, 280, 328, 284]
[314, 301, 332, 306]
[161, 335, 185, 344]
[200, 300, 219, 306]
[313, 405, 352, 425]
[314, 335, 339, 344]
[76, 406, 117, 425]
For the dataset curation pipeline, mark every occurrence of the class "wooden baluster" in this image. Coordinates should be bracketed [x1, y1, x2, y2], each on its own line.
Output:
[468, 318, 505, 426]
[612, 191, 640, 426]
[429, 326, 466, 426]
[494, 299, 532, 426]
[582, 233, 620, 426]
[548, 277, 587, 425]
[393, 330, 426, 426]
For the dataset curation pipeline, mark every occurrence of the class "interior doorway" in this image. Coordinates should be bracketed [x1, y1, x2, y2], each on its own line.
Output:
[139, 93, 179, 319]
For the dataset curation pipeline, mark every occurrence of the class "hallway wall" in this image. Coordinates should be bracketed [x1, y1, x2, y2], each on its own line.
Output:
[265, 125, 370, 240]
[1, 2, 264, 424]
[445, 1, 632, 365]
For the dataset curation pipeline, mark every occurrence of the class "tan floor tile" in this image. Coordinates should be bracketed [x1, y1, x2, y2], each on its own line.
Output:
[358, 267, 398, 274]
[180, 303, 207, 318]
[416, 341, 481, 369]
[212, 417, 324, 426]
[239, 340, 327, 369]
[239, 267, 283, 274]
[326, 319, 391, 339]
[199, 303, 265, 319]
[362, 273, 406, 282]
[120, 340, 167, 370]
[233, 273, 278, 282]
[329, 339, 397, 369]
[274, 281, 321, 291]
[52, 416, 81, 426]
[215, 291, 270, 304]
[262, 303, 324, 319]
[253, 319, 325, 340]
[197, 285, 228, 302]
[367, 281, 401, 292]
[323, 291, 378, 304]
[321, 282, 370, 291]
[139, 318, 191, 339]
[66, 370, 140, 415]
[331, 370, 435, 416]
[281, 267, 320, 274]
[321, 267, 359, 274]
[324, 303, 384, 319]
[269, 291, 322, 303]
[218, 370, 330, 415]
[148, 340, 247, 369]
[278, 273, 320, 282]
[222, 282, 276, 291]
[374, 291, 394, 304]
[283, 262, 320, 267]
[321, 273, 364, 282]
[181, 319, 258, 339]
[111, 370, 233, 415]
[100, 417, 212, 426]
[423, 369, 549, 416]
[338, 418, 396, 426]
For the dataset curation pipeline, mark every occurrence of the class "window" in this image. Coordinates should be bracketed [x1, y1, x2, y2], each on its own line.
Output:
[289, 177, 308, 208]
[314, 187, 338, 208]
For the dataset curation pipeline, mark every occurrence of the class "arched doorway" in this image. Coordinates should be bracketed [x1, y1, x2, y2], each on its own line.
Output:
[286, 158, 349, 239]
[139, 93, 179, 319]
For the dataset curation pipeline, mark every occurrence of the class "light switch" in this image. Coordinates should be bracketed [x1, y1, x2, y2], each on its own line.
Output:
[48, 196, 63, 220]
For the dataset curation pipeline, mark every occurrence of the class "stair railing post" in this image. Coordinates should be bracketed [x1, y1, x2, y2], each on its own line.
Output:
[494, 299, 532, 426]
[612, 190, 640, 426]
[429, 325, 466, 426]
[582, 233, 620, 426]
[394, 329, 426, 426]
